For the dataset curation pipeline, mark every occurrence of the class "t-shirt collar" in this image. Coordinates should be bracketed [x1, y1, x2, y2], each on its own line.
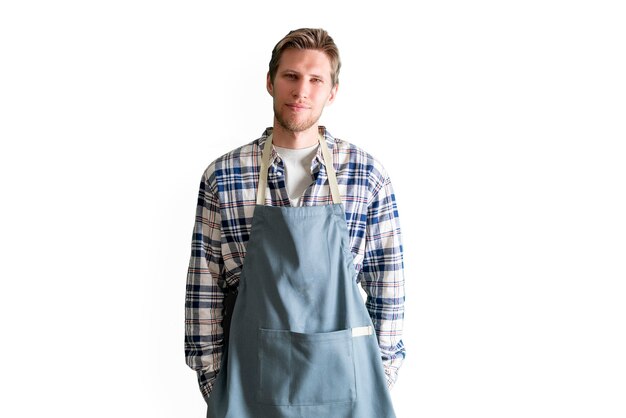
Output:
[260, 126, 335, 169]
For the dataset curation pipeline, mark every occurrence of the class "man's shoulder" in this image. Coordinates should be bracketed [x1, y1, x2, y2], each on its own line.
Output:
[200, 132, 267, 186]
[210, 138, 261, 169]
[332, 135, 390, 183]
[333, 136, 375, 161]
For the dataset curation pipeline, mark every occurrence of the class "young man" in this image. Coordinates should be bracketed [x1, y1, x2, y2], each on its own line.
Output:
[185, 28, 405, 418]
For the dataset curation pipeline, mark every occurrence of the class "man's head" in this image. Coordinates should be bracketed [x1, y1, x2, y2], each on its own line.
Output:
[267, 28, 341, 135]
[268, 28, 341, 88]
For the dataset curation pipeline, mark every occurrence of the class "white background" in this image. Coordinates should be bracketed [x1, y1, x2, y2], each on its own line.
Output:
[1, 1, 625, 417]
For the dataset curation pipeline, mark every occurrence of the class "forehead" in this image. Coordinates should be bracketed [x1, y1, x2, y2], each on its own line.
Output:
[277, 48, 333, 77]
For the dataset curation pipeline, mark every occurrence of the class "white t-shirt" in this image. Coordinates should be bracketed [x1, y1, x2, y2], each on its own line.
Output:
[274, 144, 318, 207]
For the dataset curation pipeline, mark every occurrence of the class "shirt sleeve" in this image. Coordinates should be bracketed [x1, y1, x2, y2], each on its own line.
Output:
[185, 170, 225, 403]
[359, 173, 406, 389]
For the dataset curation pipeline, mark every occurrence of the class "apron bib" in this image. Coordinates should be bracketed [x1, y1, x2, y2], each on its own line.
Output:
[207, 134, 396, 418]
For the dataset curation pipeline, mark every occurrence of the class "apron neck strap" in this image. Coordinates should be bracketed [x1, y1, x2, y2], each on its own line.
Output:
[256, 133, 342, 205]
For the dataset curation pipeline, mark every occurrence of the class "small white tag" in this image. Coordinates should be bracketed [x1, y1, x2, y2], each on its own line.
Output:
[352, 326, 373, 337]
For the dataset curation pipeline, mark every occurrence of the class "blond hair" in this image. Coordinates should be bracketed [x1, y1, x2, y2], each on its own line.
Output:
[268, 28, 341, 87]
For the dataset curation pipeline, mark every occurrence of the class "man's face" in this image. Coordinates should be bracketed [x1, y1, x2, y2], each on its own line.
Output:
[267, 48, 338, 133]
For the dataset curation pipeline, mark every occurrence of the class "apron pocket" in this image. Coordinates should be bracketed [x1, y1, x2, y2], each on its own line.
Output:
[257, 328, 357, 406]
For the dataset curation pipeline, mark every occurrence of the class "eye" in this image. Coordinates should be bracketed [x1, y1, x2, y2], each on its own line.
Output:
[284, 73, 297, 80]
[311, 78, 323, 84]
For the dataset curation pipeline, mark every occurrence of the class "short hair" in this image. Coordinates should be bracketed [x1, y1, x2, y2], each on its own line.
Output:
[268, 28, 341, 87]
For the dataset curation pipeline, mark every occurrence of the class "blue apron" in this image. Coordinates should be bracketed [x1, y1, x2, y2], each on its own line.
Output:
[207, 134, 396, 418]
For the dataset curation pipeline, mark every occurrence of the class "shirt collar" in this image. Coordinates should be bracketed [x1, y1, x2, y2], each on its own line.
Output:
[259, 126, 335, 169]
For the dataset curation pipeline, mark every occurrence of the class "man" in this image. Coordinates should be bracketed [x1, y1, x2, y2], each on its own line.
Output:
[185, 28, 405, 418]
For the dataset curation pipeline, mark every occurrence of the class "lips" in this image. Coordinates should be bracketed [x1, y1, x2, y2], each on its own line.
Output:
[286, 103, 311, 110]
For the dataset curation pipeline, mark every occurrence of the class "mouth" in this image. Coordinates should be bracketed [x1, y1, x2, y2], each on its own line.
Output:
[286, 103, 311, 111]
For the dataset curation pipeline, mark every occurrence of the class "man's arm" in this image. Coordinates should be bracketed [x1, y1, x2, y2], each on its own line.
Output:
[360, 173, 406, 389]
[185, 171, 225, 403]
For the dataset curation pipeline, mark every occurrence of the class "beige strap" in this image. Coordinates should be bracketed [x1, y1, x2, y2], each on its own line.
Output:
[256, 133, 341, 205]
[318, 134, 341, 205]
[256, 134, 273, 205]
[351, 326, 373, 337]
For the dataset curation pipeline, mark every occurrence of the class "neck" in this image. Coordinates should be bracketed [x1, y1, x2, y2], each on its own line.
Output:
[271, 121, 320, 149]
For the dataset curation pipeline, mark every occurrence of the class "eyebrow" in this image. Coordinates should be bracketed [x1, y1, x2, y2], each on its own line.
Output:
[280, 69, 326, 79]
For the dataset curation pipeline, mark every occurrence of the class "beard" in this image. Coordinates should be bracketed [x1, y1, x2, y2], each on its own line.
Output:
[273, 101, 322, 133]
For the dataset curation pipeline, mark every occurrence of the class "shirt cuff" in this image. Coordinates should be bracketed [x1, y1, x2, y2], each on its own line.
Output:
[197, 369, 218, 404]
[384, 366, 398, 390]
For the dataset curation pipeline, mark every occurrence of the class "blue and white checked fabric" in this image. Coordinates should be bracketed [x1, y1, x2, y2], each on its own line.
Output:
[185, 127, 406, 401]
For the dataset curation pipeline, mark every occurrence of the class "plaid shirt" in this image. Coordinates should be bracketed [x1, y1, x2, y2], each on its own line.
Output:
[185, 127, 406, 401]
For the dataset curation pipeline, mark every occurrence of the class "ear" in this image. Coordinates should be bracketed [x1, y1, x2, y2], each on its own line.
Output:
[266, 72, 274, 96]
[326, 82, 339, 106]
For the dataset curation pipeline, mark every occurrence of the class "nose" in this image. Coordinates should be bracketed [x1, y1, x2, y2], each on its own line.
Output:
[292, 78, 309, 99]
